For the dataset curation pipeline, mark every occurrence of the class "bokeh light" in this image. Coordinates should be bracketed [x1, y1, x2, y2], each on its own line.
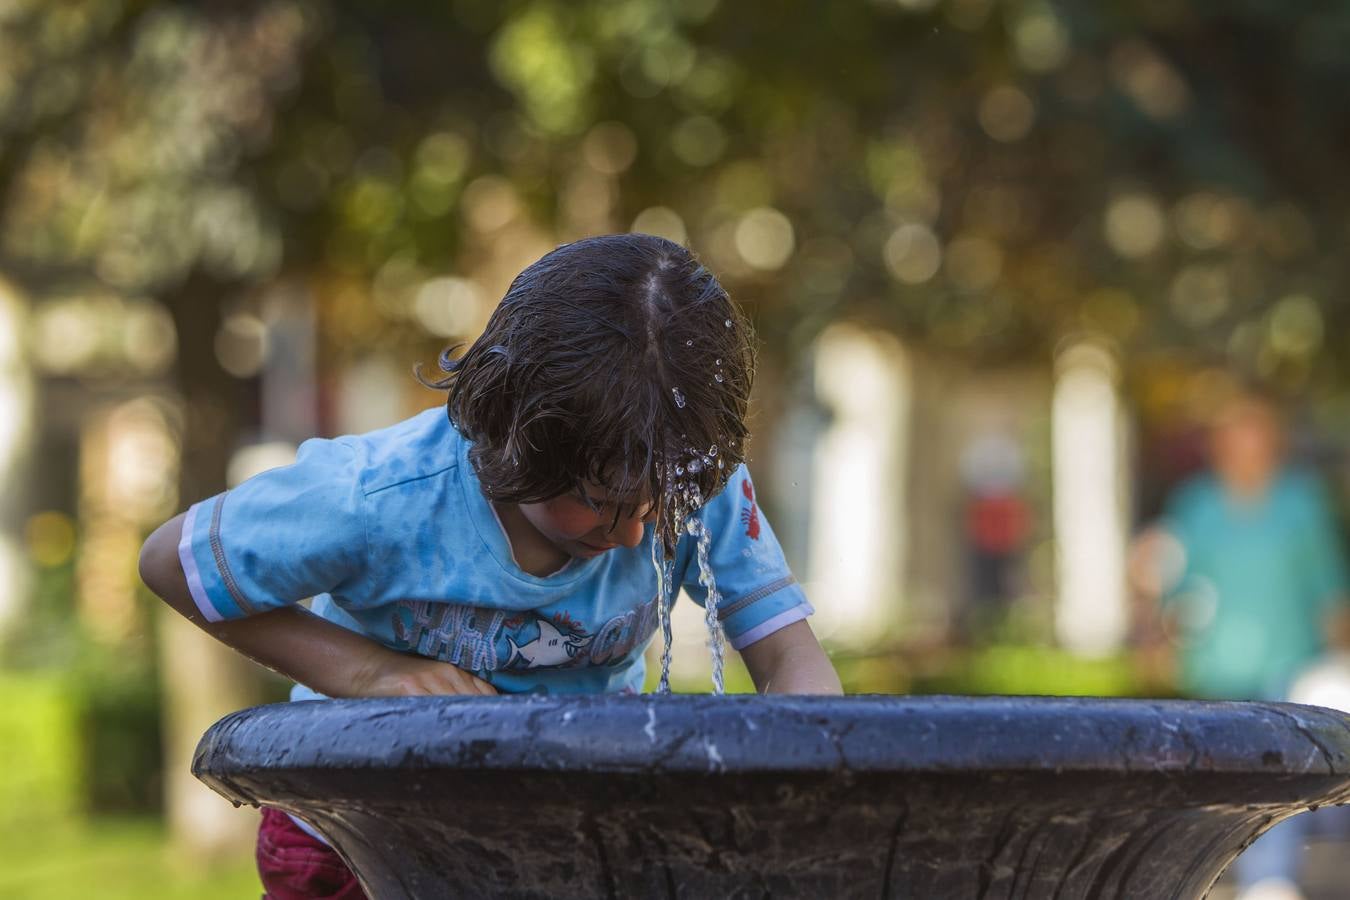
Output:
[24, 510, 76, 568]
[1104, 193, 1165, 258]
[462, 175, 521, 233]
[1267, 294, 1323, 359]
[630, 206, 688, 245]
[733, 207, 795, 271]
[1169, 264, 1230, 327]
[214, 313, 268, 379]
[978, 86, 1036, 143]
[582, 121, 638, 174]
[670, 115, 727, 167]
[1013, 5, 1070, 73]
[1109, 40, 1190, 120]
[413, 277, 485, 338]
[883, 223, 942, 284]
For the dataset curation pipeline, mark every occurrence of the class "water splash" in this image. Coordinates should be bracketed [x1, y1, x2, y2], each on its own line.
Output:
[671, 387, 686, 408]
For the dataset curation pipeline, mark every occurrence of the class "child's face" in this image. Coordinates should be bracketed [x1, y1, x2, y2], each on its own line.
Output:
[519, 482, 657, 560]
[1210, 398, 1283, 490]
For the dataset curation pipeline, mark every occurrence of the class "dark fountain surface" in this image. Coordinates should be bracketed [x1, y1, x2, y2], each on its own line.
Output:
[193, 694, 1350, 899]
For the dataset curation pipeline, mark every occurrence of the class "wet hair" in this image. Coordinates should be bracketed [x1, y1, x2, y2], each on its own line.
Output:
[418, 233, 754, 552]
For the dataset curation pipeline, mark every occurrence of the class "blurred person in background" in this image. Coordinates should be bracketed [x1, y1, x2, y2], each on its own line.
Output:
[958, 431, 1033, 640]
[1131, 383, 1350, 900]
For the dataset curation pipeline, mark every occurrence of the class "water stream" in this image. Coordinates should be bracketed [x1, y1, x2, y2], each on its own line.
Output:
[650, 528, 677, 695]
[650, 462, 726, 696]
[686, 514, 726, 694]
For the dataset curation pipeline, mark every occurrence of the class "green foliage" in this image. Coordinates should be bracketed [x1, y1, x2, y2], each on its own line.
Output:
[643, 640, 1145, 697]
[832, 643, 1154, 698]
[0, 660, 163, 822]
[0, 816, 260, 900]
[7, 0, 1350, 394]
[1, 558, 80, 670]
[666, 656, 758, 695]
[915, 644, 1145, 697]
[68, 650, 164, 815]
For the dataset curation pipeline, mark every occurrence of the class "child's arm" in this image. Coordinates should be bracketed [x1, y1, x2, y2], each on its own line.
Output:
[739, 620, 842, 695]
[140, 513, 496, 698]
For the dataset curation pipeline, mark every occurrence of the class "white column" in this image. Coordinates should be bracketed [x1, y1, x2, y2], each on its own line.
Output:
[0, 279, 34, 632]
[806, 324, 910, 646]
[1051, 341, 1130, 656]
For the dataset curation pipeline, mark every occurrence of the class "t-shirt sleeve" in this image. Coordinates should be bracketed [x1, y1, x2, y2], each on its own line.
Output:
[176, 437, 368, 622]
[678, 464, 813, 650]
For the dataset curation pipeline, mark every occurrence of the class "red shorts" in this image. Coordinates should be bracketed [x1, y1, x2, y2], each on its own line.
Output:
[256, 807, 367, 900]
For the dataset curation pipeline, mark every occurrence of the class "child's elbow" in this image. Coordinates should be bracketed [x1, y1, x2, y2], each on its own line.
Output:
[138, 514, 185, 600]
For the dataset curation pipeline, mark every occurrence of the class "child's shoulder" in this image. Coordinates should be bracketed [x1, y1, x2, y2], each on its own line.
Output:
[341, 406, 463, 495]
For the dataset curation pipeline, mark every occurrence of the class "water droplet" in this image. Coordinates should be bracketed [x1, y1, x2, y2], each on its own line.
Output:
[675, 464, 685, 476]
[714, 373, 724, 383]
[687, 459, 703, 474]
[724, 319, 733, 328]
[717, 458, 724, 469]
[715, 358, 722, 366]
[707, 445, 717, 456]
[685, 339, 693, 347]
[671, 387, 686, 408]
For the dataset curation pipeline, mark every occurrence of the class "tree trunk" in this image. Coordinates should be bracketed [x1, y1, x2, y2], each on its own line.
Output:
[157, 271, 263, 860]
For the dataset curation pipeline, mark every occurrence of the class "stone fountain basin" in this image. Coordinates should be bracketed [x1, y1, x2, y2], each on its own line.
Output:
[193, 694, 1350, 899]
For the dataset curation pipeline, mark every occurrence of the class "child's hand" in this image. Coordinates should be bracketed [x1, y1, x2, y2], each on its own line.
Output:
[353, 651, 498, 697]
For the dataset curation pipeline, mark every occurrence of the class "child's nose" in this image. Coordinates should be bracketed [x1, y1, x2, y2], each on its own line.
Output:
[607, 514, 646, 549]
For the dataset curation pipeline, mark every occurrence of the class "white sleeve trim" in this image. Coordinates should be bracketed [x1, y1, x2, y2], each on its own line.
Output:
[178, 501, 223, 623]
[727, 603, 813, 650]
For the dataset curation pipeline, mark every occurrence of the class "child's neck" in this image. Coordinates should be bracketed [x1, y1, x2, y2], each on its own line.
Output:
[491, 501, 572, 577]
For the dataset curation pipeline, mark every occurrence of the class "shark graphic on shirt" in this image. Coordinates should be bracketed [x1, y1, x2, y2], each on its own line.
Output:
[506, 619, 591, 669]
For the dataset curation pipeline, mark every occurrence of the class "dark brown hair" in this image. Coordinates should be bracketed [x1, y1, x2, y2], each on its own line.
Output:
[420, 233, 754, 545]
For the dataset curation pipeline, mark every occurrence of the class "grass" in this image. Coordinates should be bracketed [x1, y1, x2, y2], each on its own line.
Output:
[0, 671, 80, 822]
[0, 816, 260, 900]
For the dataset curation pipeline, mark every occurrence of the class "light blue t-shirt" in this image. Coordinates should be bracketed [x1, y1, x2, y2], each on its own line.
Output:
[177, 407, 812, 697]
[1163, 468, 1349, 700]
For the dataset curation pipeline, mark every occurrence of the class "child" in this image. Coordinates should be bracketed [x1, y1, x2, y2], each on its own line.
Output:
[139, 233, 841, 899]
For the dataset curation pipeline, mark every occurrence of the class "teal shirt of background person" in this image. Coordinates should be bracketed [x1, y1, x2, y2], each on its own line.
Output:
[1162, 467, 1349, 701]
[176, 408, 813, 699]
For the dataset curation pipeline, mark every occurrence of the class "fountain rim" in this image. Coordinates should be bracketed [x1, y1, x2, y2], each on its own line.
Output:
[192, 693, 1350, 781]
